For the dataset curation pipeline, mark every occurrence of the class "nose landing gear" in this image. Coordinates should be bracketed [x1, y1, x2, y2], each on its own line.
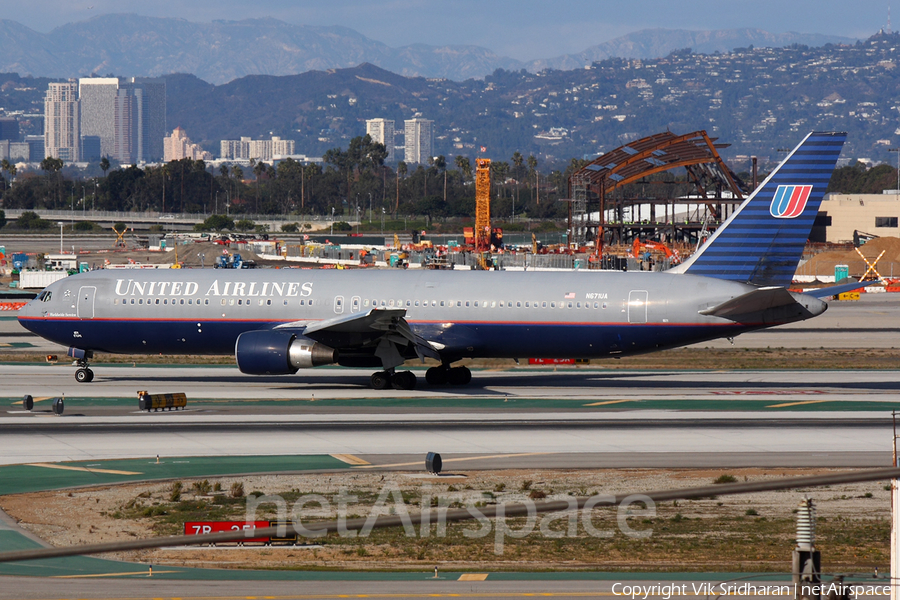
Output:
[68, 348, 95, 383]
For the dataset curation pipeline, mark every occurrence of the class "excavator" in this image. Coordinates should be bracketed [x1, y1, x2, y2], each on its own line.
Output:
[632, 239, 681, 270]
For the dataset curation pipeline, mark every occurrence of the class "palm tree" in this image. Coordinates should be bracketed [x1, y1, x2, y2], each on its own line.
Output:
[252, 160, 267, 213]
[231, 165, 243, 209]
[0, 159, 9, 191]
[527, 155, 538, 204]
[512, 152, 524, 217]
[99, 156, 110, 177]
[434, 155, 447, 203]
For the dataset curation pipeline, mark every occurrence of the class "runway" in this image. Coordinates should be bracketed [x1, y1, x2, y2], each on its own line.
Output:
[0, 363, 896, 468]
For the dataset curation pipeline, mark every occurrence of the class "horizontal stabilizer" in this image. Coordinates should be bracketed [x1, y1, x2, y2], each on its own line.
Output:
[699, 286, 799, 318]
[802, 281, 866, 298]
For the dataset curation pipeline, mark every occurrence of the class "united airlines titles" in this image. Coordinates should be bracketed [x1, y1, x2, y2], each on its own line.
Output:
[114, 279, 314, 298]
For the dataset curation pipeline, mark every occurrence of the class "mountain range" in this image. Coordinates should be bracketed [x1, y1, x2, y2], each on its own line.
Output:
[0, 14, 857, 84]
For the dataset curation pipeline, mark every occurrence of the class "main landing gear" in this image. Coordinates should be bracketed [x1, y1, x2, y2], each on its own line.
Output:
[74, 364, 94, 383]
[425, 365, 471, 386]
[370, 369, 417, 390]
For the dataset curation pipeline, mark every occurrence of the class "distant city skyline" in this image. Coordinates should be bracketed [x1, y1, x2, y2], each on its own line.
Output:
[8, 1, 889, 61]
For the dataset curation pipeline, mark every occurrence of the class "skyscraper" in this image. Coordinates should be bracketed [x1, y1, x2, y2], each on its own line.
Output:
[78, 78, 118, 158]
[124, 77, 166, 162]
[366, 118, 395, 162]
[404, 117, 433, 165]
[44, 80, 80, 162]
[78, 76, 166, 163]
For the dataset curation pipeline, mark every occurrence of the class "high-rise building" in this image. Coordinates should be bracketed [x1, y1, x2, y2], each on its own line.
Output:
[0, 118, 19, 141]
[114, 88, 137, 164]
[404, 117, 433, 165]
[164, 127, 212, 161]
[366, 118, 395, 162]
[78, 78, 118, 158]
[44, 80, 80, 162]
[78, 76, 166, 163]
[123, 77, 166, 162]
[220, 136, 295, 161]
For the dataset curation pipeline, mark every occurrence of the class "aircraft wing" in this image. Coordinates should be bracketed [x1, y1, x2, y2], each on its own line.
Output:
[699, 286, 800, 318]
[276, 308, 442, 362]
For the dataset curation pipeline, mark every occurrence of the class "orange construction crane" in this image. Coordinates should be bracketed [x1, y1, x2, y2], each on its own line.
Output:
[474, 158, 491, 251]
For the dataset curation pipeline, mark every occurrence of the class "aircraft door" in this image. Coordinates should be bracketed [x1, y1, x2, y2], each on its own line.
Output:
[77, 286, 96, 319]
[334, 295, 344, 314]
[627, 290, 648, 324]
[351, 296, 361, 312]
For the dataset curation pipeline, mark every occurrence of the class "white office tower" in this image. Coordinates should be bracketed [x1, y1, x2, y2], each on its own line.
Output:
[78, 78, 119, 159]
[404, 118, 433, 165]
[44, 81, 80, 162]
[366, 118, 395, 162]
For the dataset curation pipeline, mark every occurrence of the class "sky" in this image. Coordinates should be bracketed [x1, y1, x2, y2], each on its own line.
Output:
[9, 0, 891, 60]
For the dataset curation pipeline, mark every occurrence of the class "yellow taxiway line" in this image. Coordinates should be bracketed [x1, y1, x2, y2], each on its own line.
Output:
[330, 453, 371, 466]
[26, 463, 142, 475]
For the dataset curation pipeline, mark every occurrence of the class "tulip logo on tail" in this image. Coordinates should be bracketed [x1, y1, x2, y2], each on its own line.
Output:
[770, 185, 813, 218]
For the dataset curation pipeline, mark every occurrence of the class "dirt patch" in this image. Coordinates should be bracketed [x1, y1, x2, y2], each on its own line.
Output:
[1, 468, 889, 572]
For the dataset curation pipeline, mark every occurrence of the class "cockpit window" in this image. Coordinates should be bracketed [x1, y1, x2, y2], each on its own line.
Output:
[38, 291, 52, 302]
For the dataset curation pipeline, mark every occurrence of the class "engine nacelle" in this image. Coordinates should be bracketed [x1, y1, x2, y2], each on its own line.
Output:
[235, 330, 336, 375]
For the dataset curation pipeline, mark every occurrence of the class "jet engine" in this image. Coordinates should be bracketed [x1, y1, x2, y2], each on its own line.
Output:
[235, 330, 336, 375]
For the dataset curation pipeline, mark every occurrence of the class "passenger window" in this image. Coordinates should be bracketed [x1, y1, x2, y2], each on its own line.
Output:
[406, 300, 411, 307]
[237, 299, 242, 306]
[457, 301, 462, 307]
[576, 302, 581, 308]
[164, 299, 168, 305]
[258, 299, 264, 306]
[364, 299, 370, 307]
[542, 302, 547, 308]
[266, 299, 272, 306]
[516, 301, 521, 308]
[220, 299, 226, 306]
[130, 299, 135, 305]
[155, 299, 160, 305]
[229, 299, 235, 306]
[205, 299, 209, 305]
[415, 300, 420, 307]
[491, 301, 496, 308]
[114, 298, 118, 305]
[188, 299, 192, 305]
[440, 301, 445, 307]
[181, 299, 185, 305]
[283, 300, 288, 306]
[550, 302, 555, 308]
[567, 302, 573, 308]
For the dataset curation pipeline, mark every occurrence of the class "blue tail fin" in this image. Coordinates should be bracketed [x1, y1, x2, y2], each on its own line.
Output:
[673, 131, 846, 287]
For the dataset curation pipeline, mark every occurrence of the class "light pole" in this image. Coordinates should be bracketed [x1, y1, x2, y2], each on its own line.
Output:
[368, 193, 372, 223]
[81, 186, 85, 218]
[381, 207, 385, 234]
[330, 206, 335, 236]
[57, 222, 64, 254]
[356, 205, 360, 234]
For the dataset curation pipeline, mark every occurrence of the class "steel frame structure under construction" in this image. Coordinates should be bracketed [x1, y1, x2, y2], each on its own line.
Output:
[568, 130, 750, 254]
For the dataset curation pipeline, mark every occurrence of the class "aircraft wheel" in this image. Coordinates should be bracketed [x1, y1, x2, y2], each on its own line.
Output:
[85, 368, 94, 382]
[447, 366, 472, 386]
[370, 371, 392, 390]
[425, 366, 449, 385]
[393, 371, 416, 390]
[75, 368, 91, 383]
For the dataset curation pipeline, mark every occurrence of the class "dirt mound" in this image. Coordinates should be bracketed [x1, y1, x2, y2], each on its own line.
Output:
[798, 237, 900, 279]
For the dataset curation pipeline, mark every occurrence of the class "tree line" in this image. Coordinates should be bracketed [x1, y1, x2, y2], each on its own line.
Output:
[0, 135, 579, 224]
[0, 138, 885, 229]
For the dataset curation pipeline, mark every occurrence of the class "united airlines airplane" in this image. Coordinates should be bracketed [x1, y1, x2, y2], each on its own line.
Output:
[18, 132, 854, 389]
